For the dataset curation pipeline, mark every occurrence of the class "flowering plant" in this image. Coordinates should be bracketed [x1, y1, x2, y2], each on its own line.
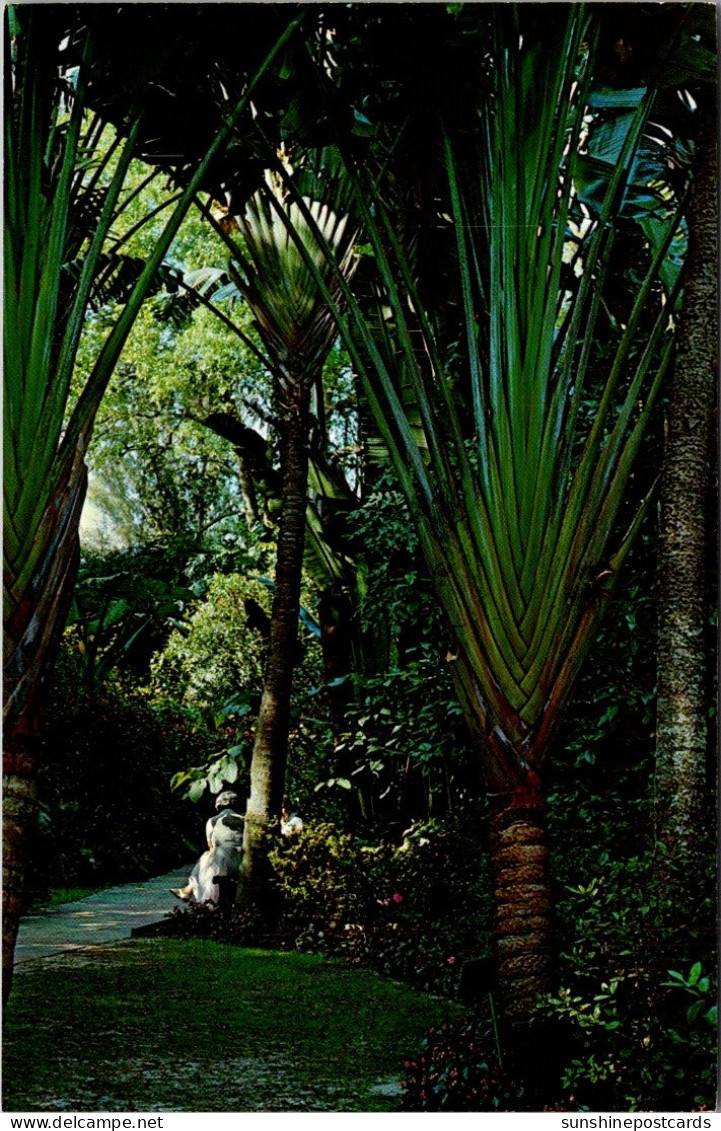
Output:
[402, 1020, 526, 1111]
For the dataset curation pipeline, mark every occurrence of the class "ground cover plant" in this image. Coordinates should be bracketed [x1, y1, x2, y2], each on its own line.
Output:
[40, 886, 105, 907]
[3, 939, 463, 1113]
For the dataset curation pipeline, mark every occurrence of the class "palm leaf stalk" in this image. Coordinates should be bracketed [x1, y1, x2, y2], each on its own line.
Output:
[269, 5, 684, 1028]
[2, 5, 302, 1001]
[201, 172, 358, 905]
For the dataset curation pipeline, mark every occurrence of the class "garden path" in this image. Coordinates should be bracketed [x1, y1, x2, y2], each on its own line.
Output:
[14, 866, 191, 965]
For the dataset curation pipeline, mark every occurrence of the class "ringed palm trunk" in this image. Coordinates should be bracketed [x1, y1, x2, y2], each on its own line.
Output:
[450, 650, 555, 1025]
[241, 376, 312, 908]
[654, 98, 718, 886]
[490, 777, 553, 1028]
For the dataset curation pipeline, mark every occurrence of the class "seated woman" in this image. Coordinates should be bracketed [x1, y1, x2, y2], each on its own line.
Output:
[171, 790, 244, 905]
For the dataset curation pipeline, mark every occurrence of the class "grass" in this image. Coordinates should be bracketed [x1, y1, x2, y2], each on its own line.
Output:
[4, 938, 464, 1112]
[45, 886, 104, 906]
[23, 884, 107, 910]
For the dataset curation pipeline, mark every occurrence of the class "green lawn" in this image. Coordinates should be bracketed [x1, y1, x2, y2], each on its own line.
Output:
[44, 886, 104, 906]
[4, 939, 463, 1112]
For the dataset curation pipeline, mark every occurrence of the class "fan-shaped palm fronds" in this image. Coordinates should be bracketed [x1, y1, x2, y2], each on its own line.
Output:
[274, 4, 687, 1025]
[218, 176, 358, 395]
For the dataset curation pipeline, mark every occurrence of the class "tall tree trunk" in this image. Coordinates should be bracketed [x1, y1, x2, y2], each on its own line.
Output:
[451, 651, 554, 1029]
[654, 99, 718, 886]
[241, 380, 311, 909]
[490, 771, 553, 1032]
[3, 451, 87, 1002]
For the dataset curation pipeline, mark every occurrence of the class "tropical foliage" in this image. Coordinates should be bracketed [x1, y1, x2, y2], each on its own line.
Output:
[3, 2, 716, 1111]
[272, 4, 689, 1025]
[192, 167, 360, 900]
[2, 1, 301, 997]
[305, 7, 683, 778]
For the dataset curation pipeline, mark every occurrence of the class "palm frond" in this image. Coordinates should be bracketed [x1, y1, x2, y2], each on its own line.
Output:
[269, 5, 685, 782]
[233, 179, 359, 387]
[4, 2, 305, 717]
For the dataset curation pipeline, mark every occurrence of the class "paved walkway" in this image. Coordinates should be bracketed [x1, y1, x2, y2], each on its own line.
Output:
[14, 865, 192, 965]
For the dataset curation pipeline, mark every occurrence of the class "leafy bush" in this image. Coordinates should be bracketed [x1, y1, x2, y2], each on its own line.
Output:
[266, 817, 493, 995]
[317, 646, 472, 830]
[536, 854, 717, 1111]
[315, 468, 475, 832]
[32, 644, 203, 896]
[152, 900, 275, 948]
[150, 570, 323, 805]
[268, 821, 371, 937]
[401, 1019, 527, 1111]
[150, 572, 274, 718]
[365, 819, 493, 991]
[345, 471, 427, 656]
[546, 514, 659, 889]
[68, 544, 195, 685]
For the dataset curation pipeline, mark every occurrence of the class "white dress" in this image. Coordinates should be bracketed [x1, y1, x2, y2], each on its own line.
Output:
[185, 808, 244, 904]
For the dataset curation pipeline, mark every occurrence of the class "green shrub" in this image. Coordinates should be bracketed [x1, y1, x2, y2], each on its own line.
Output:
[318, 648, 471, 830]
[364, 819, 492, 991]
[32, 644, 203, 895]
[266, 817, 493, 996]
[536, 855, 717, 1111]
[401, 1019, 527, 1112]
[151, 570, 323, 807]
[268, 821, 371, 936]
[150, 573, 272, 716]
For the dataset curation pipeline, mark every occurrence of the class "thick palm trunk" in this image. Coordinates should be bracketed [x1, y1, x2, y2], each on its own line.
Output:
[241, 381, 311, 906]
[449, 648, 555, 1028]
[3, 452, 87, 1002]
[654, 100, 718, 884]
[489, 773, 553, 1030]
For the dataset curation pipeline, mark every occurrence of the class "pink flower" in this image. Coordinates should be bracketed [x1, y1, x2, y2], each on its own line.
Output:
[447, 955, 456, 965]
[392, 892, 404, 904]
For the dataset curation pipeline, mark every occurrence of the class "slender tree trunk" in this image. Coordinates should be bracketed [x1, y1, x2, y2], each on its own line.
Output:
[489, 772, 553, 1031]
[654, 100, 718, 885]
[237, 457, 260, 526]
[241, 379, 312, 909]
[3, 452, 87, 1002]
